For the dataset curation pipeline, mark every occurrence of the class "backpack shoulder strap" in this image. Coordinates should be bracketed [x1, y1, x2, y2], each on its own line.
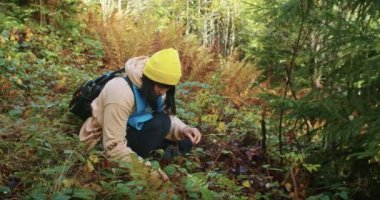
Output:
[113, 68, 126, 75]
[124, 76, 133, 90]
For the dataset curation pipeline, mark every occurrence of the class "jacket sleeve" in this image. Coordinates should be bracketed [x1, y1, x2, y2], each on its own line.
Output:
[165, 115, 187, 141]
[99, 77, 139, 163]
[102, 103, 136, 163]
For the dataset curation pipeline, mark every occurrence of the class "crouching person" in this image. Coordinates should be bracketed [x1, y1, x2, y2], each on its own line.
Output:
[78, 48, 201, 182]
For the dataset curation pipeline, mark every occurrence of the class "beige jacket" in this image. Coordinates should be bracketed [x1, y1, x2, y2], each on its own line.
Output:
[79, 56, 187, 162]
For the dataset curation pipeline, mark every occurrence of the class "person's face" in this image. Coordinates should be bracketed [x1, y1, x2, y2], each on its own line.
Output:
[153, 84, 169, 96]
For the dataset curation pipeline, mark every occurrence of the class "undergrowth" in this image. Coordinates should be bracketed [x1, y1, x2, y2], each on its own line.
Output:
[0, 1, 319, 200]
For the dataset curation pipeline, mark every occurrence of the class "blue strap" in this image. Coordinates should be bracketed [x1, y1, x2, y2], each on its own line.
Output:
[127, 84, 163, 130]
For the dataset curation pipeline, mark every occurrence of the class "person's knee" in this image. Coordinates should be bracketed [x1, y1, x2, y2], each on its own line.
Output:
[150, 112, 171, 135]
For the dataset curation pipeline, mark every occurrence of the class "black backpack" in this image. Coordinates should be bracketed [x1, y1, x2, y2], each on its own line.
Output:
[69, 68, 132, 121]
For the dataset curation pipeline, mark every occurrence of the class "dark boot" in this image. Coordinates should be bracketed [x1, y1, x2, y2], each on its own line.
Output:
[161, 139, 193, 161]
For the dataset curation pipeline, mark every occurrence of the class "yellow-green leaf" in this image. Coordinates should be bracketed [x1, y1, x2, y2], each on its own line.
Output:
[242, 180, 251, 188]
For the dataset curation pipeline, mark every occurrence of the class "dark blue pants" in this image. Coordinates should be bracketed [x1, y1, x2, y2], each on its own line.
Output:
[126, 112, 192, 159]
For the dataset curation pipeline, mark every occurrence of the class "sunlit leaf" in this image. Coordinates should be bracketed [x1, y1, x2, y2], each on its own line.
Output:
[85, 159, 94, 172]
[242, 180, 251, 188]
[89, 154, 99, 164]
[284, 182, 292, 192]
[62, 178, 76, 188]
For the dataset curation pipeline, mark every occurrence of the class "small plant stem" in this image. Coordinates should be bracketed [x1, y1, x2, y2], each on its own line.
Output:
[290, 167, 299, 200]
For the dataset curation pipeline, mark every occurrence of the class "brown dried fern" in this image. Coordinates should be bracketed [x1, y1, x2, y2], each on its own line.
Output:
[220, 55, 262, 107]
[85, 8, 257, 91]
[86, 9, 221, 81]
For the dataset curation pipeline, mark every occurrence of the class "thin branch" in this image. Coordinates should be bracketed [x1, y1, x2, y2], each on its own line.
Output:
[261, 103, 267, 159]
[290, 167, 299, 200]
[278, 0, 307, 160]
[278, 84, 288, 158]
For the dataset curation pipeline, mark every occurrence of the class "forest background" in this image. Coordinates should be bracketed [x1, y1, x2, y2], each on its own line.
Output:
[0, 0, 379, 199]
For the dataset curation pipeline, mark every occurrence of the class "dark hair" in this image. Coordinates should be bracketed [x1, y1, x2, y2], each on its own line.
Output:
[140, 75, 176, 115]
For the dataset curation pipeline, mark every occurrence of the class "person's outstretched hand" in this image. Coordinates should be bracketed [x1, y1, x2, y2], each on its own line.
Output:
[182, 127, 201, 144]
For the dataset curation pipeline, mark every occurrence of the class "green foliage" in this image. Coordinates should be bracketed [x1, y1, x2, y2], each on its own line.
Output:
[177, 82, 262, 144]
[0, 1, 105, 199]
[182, 174, 213, 199]
[239, 0, 380, 198]
[2, 0, 379, 199]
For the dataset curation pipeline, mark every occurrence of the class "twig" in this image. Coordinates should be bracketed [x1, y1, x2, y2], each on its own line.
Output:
[290, 167, 299, 200]
[261, 103, 267, 159]
[278, 84, 288, 159]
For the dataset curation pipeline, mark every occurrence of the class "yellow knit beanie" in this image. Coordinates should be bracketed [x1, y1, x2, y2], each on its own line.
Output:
[143, 48, 182, 85]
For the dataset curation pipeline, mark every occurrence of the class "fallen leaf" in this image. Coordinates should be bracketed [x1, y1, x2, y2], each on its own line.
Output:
[89, 154, 99, 164]
[62, 178, 76, 187]
[242, 180, 251, 188]
[85, 160, 94, 172]
[285, 182, 292, 191]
